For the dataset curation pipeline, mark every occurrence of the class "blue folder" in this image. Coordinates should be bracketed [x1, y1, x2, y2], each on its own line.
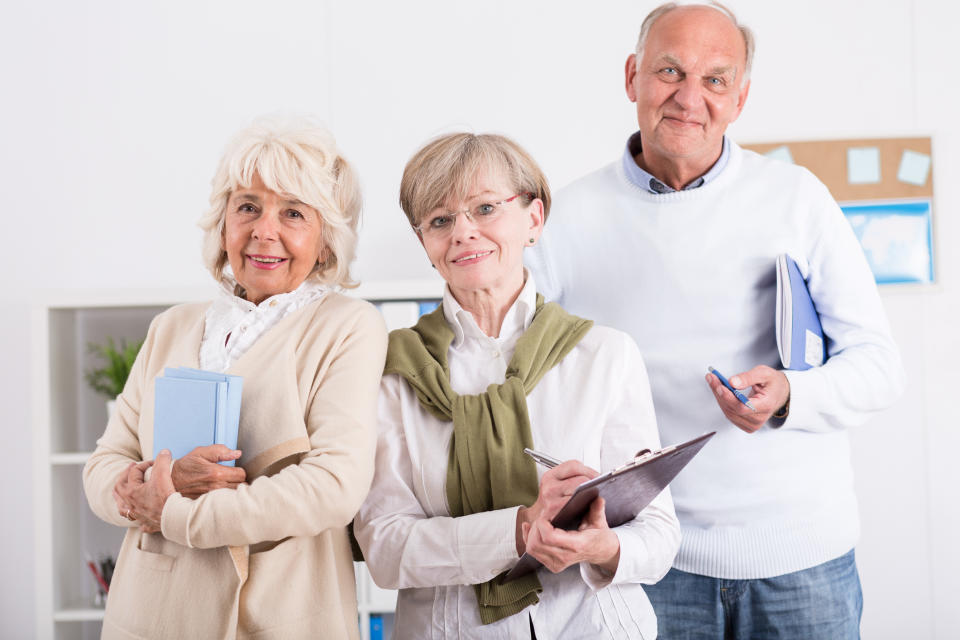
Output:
[153, 367, 242, 465]
[369, 615, 384, 640]
[775, 254, 826, 370]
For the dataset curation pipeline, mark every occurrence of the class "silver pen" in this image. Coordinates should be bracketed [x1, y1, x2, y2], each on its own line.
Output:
[523, 447, 562, 469]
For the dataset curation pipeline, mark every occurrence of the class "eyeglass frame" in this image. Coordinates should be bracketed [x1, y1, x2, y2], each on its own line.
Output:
[413, 192, 536, 237]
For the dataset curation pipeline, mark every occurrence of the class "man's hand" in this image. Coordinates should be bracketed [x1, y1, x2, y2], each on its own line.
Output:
[516, 460, 597, 556]
[522, 497, 620, 574]
[706, 365, 790, 433]
[171, 445, 246, 499]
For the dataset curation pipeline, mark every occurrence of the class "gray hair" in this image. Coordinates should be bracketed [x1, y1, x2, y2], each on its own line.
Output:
[635, 2, 755, 86]
[399, 132, 551, 230]
[198, 116, 363, 289]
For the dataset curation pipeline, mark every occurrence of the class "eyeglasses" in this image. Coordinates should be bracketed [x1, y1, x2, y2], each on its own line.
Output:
[415, 193, 533, 237]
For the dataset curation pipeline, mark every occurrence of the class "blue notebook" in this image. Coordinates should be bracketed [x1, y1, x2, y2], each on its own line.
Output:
[775, 254, 826, 370]
[153, 368, 243, 465]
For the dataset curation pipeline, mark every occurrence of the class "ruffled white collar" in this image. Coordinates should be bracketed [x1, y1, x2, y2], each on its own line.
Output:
[199, 270, 328, 372]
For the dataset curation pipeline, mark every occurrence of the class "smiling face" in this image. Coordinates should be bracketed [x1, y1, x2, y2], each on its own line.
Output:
[626, 6, 750, 176]
[223, 174, 326, 304]
[418, 171, 544, 306]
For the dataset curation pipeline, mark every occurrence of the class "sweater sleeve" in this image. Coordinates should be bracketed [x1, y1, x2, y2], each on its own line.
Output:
[579, 331, 680, 589]
[160, 305, 388, 548]
[353, 375, 522, 590]
[82, 313, 160, 529]
[779, 180, 906, 433]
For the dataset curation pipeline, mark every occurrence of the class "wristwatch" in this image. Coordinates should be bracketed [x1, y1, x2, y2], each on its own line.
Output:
[772, 396, 790, 420]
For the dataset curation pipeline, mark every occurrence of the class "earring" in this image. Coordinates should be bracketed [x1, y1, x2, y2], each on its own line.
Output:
[528, 238, 536, 245]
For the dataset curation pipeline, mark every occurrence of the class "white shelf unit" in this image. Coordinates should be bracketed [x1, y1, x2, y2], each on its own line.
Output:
[355, 563, 398, 640]
[33, 280, 443, 640]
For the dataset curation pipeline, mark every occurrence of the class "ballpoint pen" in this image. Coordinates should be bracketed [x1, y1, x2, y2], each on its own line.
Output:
[707, 366, 758, 413]
[523, 447, 562, 469]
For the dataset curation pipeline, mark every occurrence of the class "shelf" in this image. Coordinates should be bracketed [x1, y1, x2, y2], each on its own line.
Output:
[352, 277, 444, 301]
[50, 452, 92, 465]
[357, 605, 397, 615]
[53, 607, 105, 622]
[37, 286, 215, 310]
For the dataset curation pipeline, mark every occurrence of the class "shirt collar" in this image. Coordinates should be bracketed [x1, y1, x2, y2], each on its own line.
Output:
[442, 270, 538, 348]
[622, 131, 730, 194]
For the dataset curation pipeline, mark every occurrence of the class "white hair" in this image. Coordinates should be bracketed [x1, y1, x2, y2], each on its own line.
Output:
[635, 1, 755, 87]
[198, 116, 363, 289]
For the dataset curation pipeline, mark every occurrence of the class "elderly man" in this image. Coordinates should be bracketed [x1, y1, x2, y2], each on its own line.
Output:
[527, 2, 905, 638]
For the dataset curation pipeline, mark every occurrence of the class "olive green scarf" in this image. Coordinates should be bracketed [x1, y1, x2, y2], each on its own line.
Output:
[384, 294, 593, 625]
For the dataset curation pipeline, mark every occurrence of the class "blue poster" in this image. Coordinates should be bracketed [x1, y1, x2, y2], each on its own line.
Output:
[840, 199, 934, 285]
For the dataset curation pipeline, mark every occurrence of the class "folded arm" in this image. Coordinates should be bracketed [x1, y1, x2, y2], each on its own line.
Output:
[160, 310, 387, 548]
[776, 191, 905, 433]
[83, 317, 159, 529]
[354, 375, 526, 590]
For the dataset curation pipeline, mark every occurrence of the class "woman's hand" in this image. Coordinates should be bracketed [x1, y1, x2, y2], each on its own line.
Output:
[522, 497, 621, 574]
[170, 445, 245, 498]
[126, 450, 177, 534]
[113, 460, 153, 523]
[515, 460, 598, 556]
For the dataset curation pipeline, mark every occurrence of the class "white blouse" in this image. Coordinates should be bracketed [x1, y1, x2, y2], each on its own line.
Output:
[199, 272, 328, 373]
[354, 274, 680, 640]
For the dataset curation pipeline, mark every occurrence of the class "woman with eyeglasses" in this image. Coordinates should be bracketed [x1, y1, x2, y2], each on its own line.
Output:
[353, 133, 680, 639]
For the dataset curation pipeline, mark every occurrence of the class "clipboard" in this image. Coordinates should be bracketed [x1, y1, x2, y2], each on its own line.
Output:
[502, 431, 715, 582]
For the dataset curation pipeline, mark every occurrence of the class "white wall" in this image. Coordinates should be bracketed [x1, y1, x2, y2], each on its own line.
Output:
[2, 0, 957, 637]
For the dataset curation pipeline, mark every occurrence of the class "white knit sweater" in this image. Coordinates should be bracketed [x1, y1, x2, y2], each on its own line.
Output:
[526, 141, 905, 579]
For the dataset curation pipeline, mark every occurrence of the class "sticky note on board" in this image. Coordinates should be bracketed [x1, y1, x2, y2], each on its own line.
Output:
[847, 147, 881, 184]
[765, 145, 794, 164]
[897, 150, 931, 186]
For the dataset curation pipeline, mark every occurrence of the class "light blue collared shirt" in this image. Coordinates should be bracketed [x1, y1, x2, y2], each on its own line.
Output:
[622, 131, 730, 194]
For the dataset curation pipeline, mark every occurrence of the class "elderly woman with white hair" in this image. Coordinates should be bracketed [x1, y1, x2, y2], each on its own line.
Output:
[83, 117, 387, 639]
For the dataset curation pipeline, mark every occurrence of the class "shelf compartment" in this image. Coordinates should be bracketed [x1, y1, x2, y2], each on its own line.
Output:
[48, 305, 169, 454]
[53, 606, 105, 622]
[51, 452, 93, 465]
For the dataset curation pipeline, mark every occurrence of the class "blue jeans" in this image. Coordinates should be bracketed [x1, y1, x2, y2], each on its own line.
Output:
[644, 550, 862, 639]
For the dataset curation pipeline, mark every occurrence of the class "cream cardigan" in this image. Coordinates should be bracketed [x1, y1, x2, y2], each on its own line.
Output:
[83, 292, 387, 639]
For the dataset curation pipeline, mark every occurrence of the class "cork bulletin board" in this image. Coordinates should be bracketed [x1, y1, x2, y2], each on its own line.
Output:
[742, 137, 935, 285]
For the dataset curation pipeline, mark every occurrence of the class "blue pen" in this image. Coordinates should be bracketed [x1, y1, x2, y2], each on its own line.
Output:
[708, 366, 758, 413]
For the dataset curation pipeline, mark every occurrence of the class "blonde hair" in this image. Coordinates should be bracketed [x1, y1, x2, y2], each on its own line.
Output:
[198, 116, 363, 289]
[636, 2, 755, 87]
[398, 133, 551, 229]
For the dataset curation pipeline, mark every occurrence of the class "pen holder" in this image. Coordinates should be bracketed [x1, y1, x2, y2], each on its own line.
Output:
[86, 554, 113, 608]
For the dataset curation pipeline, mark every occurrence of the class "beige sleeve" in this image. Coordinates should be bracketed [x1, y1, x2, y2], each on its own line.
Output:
[82, 315, 159, 528]
[161, 304, 388, 549]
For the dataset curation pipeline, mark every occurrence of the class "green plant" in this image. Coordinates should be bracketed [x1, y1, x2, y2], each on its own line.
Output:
[84, 337, 144, 398]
